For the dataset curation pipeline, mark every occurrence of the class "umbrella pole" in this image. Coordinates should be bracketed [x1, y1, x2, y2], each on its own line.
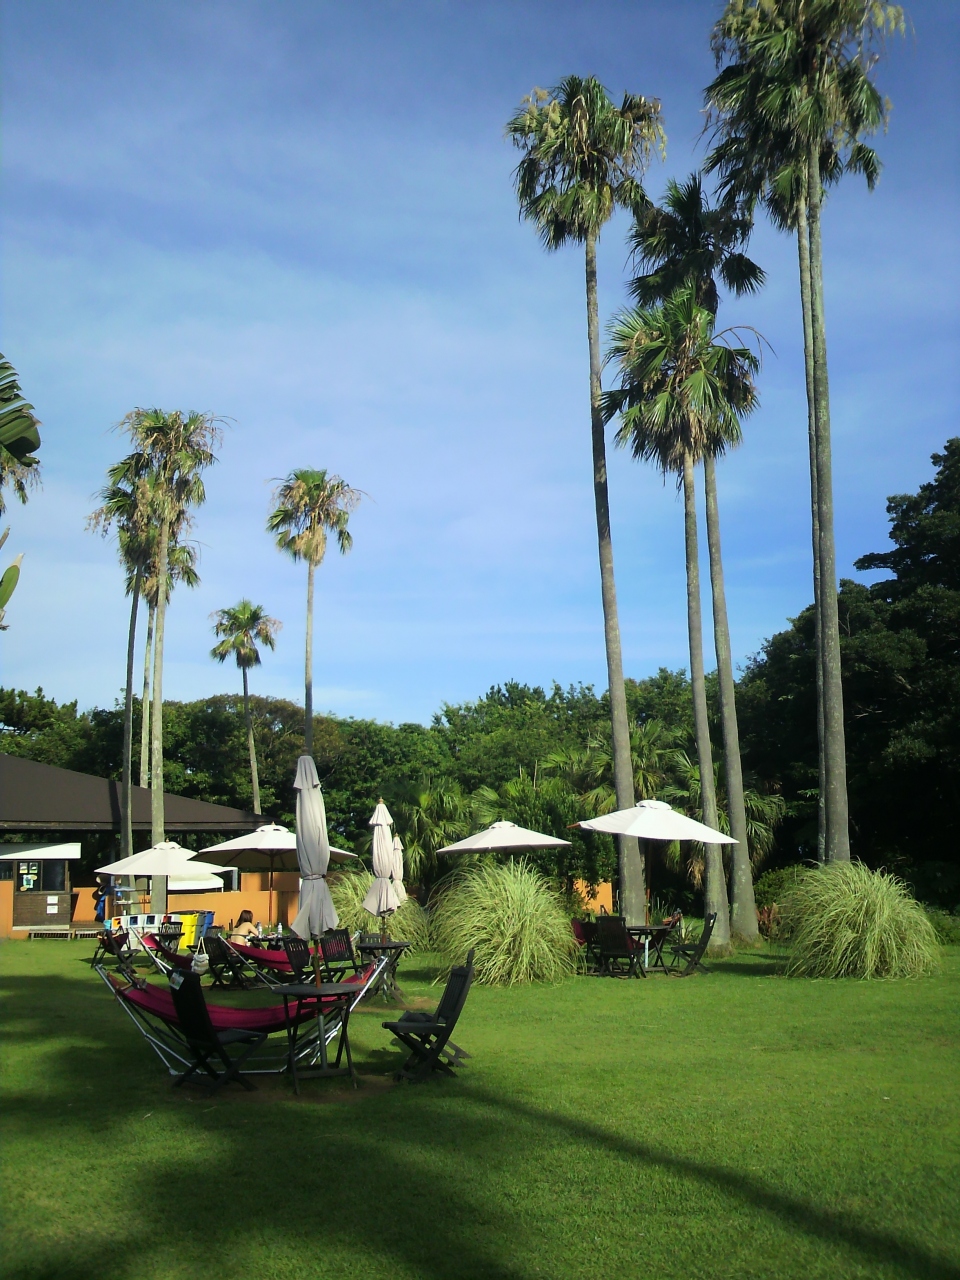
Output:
[268, 856, 275, 931]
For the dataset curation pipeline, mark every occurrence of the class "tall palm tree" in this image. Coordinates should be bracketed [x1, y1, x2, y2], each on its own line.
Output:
[605, 288, 760, 950]
[210, 600, 281, 814]
[87, 465, 154, 860]
[629, 173, 764, 939]
[138, 538, 199, 789]
[267, 469, 361, 755]
[119, 409, 221, 906]
[506, 75, 665, 925]
[705, 0, 905, 861]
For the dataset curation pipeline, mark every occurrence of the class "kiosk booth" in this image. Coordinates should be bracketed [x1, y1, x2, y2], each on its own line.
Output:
[0, 843, 81, 929]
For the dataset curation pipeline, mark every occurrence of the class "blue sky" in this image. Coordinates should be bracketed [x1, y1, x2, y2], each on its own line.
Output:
[2, 1, 958, 726]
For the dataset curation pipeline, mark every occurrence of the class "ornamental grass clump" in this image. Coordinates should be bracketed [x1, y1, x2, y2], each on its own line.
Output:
[431, 859, 578, 986]
[780, 862, 940, 979]
[328, 870, 431, 955]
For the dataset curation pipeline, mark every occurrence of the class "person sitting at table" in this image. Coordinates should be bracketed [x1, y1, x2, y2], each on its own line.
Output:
[229, 910, 259, 946]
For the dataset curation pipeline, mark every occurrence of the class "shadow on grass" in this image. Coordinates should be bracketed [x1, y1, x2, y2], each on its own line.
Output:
[464, 1088, 960, 1280]
[4, 966, 960, 1280]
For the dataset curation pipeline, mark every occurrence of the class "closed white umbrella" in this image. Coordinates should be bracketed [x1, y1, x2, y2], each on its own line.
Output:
[290, 755, 339, 940]
[578, 799, 737, 844]
[390, 833, 407, 905]
[439, 820, 572, 855]
[97, 842, 225, 878]
[362, 800, 400, 919]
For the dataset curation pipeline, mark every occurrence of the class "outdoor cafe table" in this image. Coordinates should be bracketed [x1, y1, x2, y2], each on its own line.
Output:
[278, 983, 356, 1094]
[627, 924, 677, 974]
[356, 938, 411, 1001]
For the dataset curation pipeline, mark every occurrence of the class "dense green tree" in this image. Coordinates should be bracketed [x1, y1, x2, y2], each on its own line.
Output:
[506, 76, 665, 924]
[739, 441, 960, 903]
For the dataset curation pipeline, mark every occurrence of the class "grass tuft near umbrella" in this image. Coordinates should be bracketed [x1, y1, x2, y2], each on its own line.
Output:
[431, 858, 578, 986]
[329, 869, 431, 954]
[780, 861, 941, 979]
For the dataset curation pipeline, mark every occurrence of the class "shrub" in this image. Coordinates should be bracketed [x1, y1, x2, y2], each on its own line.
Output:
[780, 862, 941, 979]
[328, 869, 432, 955]
[753, 864, 804, 909]
[923, 907, 960, 946]
[430, 859, 578, 986]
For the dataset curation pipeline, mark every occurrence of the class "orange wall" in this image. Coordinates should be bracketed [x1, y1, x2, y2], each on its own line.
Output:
[0, 880, 12, 939]
[577, 880, 614, 915]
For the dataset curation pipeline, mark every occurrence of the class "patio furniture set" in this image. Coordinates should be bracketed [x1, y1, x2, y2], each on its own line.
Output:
[572, 912, 717, 977]
[94, 921, 472, 1095]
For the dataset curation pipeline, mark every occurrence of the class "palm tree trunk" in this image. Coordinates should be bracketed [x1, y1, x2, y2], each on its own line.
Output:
[243, 666, 261, 815]
[139, 603, 155, 789]
[585, 228, 643, 924]
[806, 138, 850, 862]
[304, 560, 315, 756]
[150, 513, 170, 911]
[120, 568, 142, 861]
[796, 194, 827, 864]
[682, 451, 730, 949]
[703, 454, 757, 943]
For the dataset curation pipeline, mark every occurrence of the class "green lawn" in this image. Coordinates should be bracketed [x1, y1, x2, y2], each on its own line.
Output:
[2, 942, 959, 1280]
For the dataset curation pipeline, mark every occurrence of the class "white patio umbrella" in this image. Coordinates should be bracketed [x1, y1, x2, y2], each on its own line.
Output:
[362, 799, 400, 921]
[97, 842, 225, 878]
[577, 799, 737, 844]
[290, 755, 339, 940]
[201, 821, 356, 926]
[438, 820, 572, 855]
[390, 833, 407, 905]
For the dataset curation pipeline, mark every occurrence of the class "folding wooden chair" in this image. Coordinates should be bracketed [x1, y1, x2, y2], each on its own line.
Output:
[571, 919, 600, 971]
[596, 916, 643, 977]
[382, 950, 474, 1083]
[168, 971, 267, 1094]
[319, 930, 360, 982]
[282, 935, 316, 983]
[668, 913, 718, 976]
[203, 934, 254, 989]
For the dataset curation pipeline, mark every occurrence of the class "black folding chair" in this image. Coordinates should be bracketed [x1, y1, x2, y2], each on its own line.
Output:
[596, 916, 643, 977]
[382, 950, 474, 1083]
[283, 935, 316, 983]
[168, 971, 267, 1094]
[319, 930, 360, 982]
[572, 919, 600, 971]
[157, 922, 184, 956]
[668, 913, 718, 976]
[91, 928, 133, 970]
[203, 934, 254, 989]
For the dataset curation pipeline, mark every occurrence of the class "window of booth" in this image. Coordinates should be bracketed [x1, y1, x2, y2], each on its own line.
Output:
[13, 860, 66, 892]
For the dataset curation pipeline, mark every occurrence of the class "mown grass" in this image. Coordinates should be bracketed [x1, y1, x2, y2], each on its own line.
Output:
[2, 941, 960, 1280]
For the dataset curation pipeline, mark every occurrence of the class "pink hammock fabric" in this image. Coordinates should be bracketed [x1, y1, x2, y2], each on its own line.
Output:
[230, 943, 294, 971]
[109, 962, 377, 1035]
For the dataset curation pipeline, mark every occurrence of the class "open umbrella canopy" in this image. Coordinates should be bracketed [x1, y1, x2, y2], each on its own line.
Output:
[439, 820, 571, 855]
[291, 755, 339, 939]
[362, 799, 400, 917]
[201, 823, 356, 868]
[578, 800, 737, 844]
[97, 841, 225, 877]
